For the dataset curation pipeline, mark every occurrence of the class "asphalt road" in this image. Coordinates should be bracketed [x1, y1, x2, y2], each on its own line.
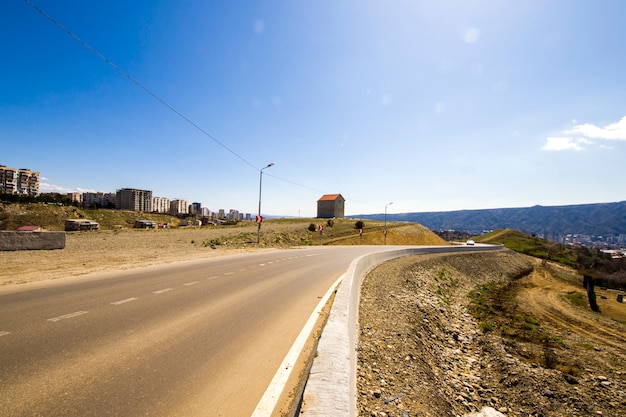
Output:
[0, 246, 393, 417]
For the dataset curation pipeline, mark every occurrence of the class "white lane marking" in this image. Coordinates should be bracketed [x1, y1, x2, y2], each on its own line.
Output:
[251, 274, 344, 417]
[153, 288, 173, 294]
[111, 297, 138, 305]
[0, 331, 11, 337]
[184, 281, 200, 286]
[259, 263, 266, 267]
[207, 275, 219, 280]
[224, 272, 234, 276]
[239, 268, 248, 272]
[47, 311, 88, 322]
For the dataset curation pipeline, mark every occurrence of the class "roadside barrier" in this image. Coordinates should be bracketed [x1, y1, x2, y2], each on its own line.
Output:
[300, 245, 503, 417]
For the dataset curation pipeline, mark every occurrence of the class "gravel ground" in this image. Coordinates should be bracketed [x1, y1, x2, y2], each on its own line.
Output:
[357, 250, 626, 417]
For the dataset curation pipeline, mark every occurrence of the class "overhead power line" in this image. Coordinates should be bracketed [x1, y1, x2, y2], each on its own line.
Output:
[24, 1, 385, 211]
[24, 0, 259, 171]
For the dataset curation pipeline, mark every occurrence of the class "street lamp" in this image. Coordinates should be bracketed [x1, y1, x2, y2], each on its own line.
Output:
[384, 202, 393, 245]
[257, 162, 274, 243]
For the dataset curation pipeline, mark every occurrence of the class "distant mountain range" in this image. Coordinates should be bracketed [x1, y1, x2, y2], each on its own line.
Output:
[352, 201, 626, 237]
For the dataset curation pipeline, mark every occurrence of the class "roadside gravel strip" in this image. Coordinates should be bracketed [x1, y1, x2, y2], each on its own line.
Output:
[300, 245, 502, 417]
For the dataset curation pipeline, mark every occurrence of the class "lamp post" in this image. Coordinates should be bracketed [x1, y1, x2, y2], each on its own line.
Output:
[384, 201, 393, 245]
[257, 162, 274, 243]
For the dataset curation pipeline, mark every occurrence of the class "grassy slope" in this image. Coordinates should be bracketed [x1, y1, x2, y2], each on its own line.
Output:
[0, 203, 447, 246]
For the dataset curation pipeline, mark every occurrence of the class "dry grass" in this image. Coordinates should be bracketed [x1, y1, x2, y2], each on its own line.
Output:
[0, 218, 447, 285]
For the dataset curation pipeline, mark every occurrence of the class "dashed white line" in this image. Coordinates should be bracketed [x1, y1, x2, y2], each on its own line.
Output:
[153, 288, 173, 294]
[0, 331, 11, 337]
[184, 281, 200, 286]
[111, 297, 138, 305]
[223, 272, 234, 276]
[239, 268, 248, 272]
[47, 311, 88, 322]
[207, 275, 219, 280]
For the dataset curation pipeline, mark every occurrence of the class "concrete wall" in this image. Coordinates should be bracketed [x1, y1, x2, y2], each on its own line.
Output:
[0, 231, 66, 251]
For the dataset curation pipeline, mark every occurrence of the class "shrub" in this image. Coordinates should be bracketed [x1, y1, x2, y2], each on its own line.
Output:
[308, 223, 316, 232]
[355, 220, 364, 230]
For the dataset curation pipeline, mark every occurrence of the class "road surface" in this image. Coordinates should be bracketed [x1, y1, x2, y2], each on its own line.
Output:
[0, 246, 394, 417]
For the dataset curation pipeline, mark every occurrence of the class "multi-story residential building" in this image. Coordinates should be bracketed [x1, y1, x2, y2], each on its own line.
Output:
[115, 188, 153, 212]
[201, 207, 211, 217]
[169, 199, 189, 215]
[189, 202, 202, 215]
[217, 209, 226, 220]
[227, 209, 240, 221]
[67, 192, 83, 205]
[83, 192, 116, 208]
[152, 196, 170, 213]
[0, 165, 40, 196]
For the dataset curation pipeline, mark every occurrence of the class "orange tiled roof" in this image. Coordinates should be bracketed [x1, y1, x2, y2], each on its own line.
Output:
[318, 194, 343, 202]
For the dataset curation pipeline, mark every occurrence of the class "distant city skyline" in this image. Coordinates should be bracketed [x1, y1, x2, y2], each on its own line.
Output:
[3, 1, 626, 217]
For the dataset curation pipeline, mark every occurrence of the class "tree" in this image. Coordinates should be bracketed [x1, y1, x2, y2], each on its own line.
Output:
[355, 220, 364, 230]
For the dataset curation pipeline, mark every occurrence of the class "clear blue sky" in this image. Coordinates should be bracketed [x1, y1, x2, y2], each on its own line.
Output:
[2, 1, 626, 217]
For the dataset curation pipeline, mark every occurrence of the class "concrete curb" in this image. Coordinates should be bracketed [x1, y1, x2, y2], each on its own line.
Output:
[300, 245, 502, 417]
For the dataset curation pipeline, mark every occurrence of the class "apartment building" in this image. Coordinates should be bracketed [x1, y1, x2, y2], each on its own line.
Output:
[169, 199, 189, 215]
[189, 202, 202, 215]
[152, 196, 170, 213]
[115, 188, 153, 212]
[83, 192, 116, 208]
[0, 165, 40, 196]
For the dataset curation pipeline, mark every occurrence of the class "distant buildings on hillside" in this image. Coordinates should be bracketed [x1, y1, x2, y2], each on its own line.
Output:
[0, 165, 251, 222]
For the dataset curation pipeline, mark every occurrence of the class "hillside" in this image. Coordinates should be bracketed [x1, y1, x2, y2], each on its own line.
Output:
[0, 214, 446, 285]
[475, 228, 626, 290]
[0, 203, 182, 231]
[358, 250, 626, 416]
[355, 201, 626, 237]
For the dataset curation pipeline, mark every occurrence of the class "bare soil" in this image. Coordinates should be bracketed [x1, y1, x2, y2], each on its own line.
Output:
[358, 250, 626, 417]
[0, 220, 445, 285]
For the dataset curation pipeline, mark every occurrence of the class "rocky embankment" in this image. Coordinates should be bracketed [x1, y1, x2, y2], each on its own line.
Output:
[357, 250, 626, 417]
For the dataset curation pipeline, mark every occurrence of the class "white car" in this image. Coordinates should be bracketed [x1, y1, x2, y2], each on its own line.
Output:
[466, 240, 475, 246]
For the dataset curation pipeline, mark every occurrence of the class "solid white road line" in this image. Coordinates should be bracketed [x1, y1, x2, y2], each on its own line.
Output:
[250, 274, 344, 417]
[111, 297, 139, 305]
[47, 311, 88, 322]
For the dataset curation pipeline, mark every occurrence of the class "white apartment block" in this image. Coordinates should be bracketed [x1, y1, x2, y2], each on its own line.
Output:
[169, 199, 189, 215]
[152, 196, 170, 213]
[0, 165, 40, 196]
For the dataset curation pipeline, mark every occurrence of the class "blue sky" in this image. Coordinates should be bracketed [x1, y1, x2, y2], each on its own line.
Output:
[2, 0, 626, 217]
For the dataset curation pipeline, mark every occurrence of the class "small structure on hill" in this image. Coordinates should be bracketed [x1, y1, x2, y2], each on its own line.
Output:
[317, 194, 345, 218]
[65, 219, 100, 231]
[134, 220, 157, 228]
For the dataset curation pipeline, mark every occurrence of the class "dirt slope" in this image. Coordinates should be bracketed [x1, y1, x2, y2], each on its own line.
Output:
[358, 250, 626, 417]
